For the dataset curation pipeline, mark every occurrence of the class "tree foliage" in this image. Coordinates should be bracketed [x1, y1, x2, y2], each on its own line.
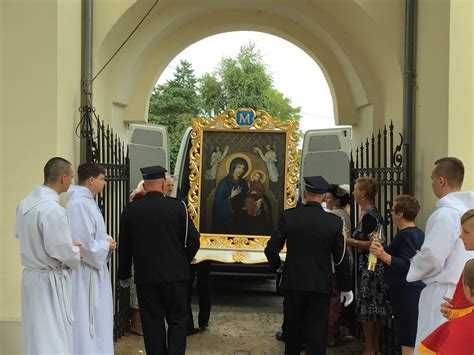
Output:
[148, 43, 302, 170]
[199, 42, 301, 121]
[148, 60, 199, 172]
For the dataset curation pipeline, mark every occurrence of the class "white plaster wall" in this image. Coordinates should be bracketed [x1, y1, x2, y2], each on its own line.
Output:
[0, 2, 81, 352]
[448, 0, 473, 190]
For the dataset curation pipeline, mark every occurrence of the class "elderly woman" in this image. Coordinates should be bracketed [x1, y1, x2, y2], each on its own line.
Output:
[370, 195, 425, 355]
[345, 176, 391, 355]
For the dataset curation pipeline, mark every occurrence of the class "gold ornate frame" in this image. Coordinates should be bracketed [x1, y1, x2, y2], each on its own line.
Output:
[188, 108, 299, 263]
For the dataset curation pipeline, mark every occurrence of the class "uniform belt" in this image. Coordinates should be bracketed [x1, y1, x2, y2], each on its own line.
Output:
[25, 266, 75, 325]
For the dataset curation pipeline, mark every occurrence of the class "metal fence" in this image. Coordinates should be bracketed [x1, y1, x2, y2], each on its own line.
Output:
[350, 121, 406, 355]
[82, 107, 130, 341]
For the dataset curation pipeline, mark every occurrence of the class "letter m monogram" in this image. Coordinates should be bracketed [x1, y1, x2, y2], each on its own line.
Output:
[236, 110, 254, 126]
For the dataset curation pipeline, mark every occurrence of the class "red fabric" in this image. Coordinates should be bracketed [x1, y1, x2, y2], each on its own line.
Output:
[421, 311, 474, 354]
[449, 273, 472, 313]
[446, 270, 474, 320]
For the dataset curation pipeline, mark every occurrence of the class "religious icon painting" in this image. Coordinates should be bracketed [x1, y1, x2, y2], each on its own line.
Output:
[187, 108, 299, 264]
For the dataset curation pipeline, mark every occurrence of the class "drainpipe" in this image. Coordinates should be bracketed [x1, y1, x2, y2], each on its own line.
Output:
[403, 0, 416, 194]
[80, 0, 93, 163]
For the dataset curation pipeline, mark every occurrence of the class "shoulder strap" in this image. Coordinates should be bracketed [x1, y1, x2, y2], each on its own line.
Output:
[181, 200, 188, 247]
[333, 228, 347, 266]
[332, 215, 348, 266]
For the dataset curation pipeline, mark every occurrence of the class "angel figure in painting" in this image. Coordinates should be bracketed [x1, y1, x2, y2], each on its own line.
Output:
[254, 144, 278, 182]
[204, 145, 229, 180]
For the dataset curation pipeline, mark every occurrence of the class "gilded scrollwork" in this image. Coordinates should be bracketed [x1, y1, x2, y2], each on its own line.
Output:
[232, 251, 247, 263]
[200, 235, 269, 250]
[187, 108, 298, 253]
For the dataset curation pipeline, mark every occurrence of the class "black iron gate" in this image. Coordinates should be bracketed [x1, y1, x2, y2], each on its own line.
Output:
[80, 106, 130, 341]
[350, 121, 406, 355]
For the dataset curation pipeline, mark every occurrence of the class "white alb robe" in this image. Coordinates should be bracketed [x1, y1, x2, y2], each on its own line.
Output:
[14, 185, 81, 355]
[67, 185, 114, 355]
[406, 191, 474, 353]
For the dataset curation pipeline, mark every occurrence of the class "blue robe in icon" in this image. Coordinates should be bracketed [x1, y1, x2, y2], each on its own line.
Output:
[212, 175, 248, 234]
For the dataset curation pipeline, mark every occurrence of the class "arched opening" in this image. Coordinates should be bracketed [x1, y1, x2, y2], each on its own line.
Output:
[92, 0, 403, 151]
[155, 31, 336, 131]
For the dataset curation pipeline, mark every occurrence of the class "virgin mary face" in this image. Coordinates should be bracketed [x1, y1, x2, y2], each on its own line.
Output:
[229, 157, 248, 179]
[233, 164, 245, 179]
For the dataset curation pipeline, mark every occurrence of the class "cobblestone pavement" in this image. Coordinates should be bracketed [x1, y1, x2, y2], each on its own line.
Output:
[115, 275, 363, 354]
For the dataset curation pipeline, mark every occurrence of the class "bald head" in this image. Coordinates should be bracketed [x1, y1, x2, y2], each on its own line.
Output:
[44, 157, 73, 184]
[143, 178, 165, 193]
[303, 189, 326, 203]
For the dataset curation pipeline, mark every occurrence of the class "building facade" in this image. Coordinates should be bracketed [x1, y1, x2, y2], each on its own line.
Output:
[1, 0, 472, 351]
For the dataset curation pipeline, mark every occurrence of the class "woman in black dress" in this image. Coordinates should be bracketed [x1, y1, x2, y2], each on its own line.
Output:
[345, 176, 391, 355]
[370, 195, 425, 355]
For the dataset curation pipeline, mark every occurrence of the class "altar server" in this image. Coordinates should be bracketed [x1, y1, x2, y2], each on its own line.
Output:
[407, 157, 474, 352]
[68, 162, 116, 354]
[14, 157, 81, 354]
[440, 209, 474, 320]
[419, 259, 474, 354]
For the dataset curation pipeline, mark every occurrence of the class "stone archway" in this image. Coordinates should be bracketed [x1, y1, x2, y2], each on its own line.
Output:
[92, 0, 403, 141]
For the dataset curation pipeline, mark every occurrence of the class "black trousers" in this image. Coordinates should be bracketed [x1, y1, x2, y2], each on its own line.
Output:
[187, 261, 211, 329]
[284, 290, 331, 355]
[136, 281, 188, 355]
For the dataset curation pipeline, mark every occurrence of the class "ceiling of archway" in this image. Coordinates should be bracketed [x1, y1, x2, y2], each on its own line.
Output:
[93, 0, 403, 128]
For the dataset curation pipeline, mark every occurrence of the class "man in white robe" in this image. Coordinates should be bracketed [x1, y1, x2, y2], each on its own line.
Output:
[67, 162, 116, 355]
[14, 157, 81, 355]
[407, 157, 474, 353]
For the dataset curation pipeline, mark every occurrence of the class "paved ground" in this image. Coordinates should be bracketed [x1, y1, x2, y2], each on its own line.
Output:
[115, 275, 363, 354]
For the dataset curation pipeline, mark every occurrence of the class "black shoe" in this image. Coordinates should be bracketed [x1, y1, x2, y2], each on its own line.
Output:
[199, 324, 209, 331]
[275, 330, 286, 342]
[187, 327, 200, 336]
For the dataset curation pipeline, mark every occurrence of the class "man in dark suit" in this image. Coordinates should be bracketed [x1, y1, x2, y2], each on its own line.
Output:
[118, 165, 200, 355]
[265, 176, 353, 355]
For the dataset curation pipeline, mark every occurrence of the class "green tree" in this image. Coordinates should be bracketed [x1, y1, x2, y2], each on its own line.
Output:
[200, 73, 224, 117]
[148, 60, 200, 172]
[199, 42, 301, 121]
